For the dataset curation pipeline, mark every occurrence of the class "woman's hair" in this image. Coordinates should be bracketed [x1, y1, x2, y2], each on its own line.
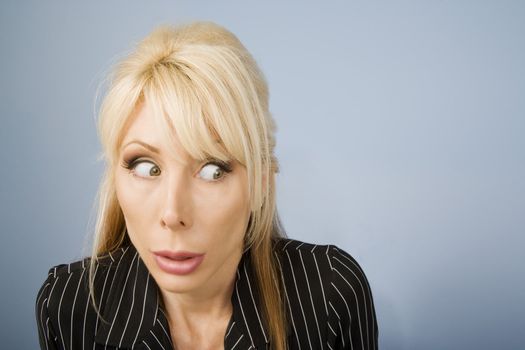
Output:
[88, 21, 288, 349]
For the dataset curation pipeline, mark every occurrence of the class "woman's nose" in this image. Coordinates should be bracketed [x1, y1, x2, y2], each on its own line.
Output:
[160, 173, 193, 231]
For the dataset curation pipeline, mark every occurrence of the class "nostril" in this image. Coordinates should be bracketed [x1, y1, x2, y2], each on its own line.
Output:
[160, 214, 190, 229]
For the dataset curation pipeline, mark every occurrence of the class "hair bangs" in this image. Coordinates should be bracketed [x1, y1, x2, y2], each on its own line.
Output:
[143, 59, 251, 169]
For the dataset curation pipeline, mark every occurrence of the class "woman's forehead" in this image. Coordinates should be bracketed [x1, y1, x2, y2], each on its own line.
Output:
[120, 99, 230, 163]
[120, 104, 187, 157]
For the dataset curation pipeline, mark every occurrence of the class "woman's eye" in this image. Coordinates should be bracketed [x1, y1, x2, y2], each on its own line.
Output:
[131, 161, 161, 178]
[121, 157, 231, 181]
[198, 163, 226, 181]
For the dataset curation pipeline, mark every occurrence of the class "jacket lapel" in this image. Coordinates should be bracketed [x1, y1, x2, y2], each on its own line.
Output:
[94, 245, 170, 349]
[227, 250, 270, 349]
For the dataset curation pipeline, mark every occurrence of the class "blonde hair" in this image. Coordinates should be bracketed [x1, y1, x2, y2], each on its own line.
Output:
[88, 21, 288, 349]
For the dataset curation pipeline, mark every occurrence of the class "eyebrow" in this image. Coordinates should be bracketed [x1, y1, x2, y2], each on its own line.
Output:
[122, 140, 161, 154]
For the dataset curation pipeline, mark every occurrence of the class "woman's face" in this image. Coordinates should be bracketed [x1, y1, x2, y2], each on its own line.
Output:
[115, 101, 251, 297]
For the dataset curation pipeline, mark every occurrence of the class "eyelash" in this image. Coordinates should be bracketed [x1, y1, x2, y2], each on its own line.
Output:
[120, 156, 233, 181]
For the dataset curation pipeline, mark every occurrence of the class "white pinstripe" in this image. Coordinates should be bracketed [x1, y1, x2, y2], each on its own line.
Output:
[335, 252, 377, 350]
[338, 320, 346, 348]
[313, 253, 328, 316]
[225, 321, 236, 338]
[328, 323, 337, 336]
[46, 275, 60, 308]
[158, 319, 171, 341]
[281, 240, 293, 251]
[94, 248, 126, 350]
[243, 263, 268, 343]
[118, 256, 140, 347]
[70, 268, 86, 350]
[231, 334, 244, 350]
[57, 273, 73, 349]
[274, 251, 301, 350]
[332, 283, 357, 350]
[46, 318, 51, 341]
[334, 258, 370, 349]
[329, 301, 345, 348]
[132, 273, 150, 348]
[325, 245, 334, 270]
[153, 289, 160, 326]
[295, 242, 305, 250]
[82, 263, 98, 350]
[36, 282, 50, 308]
[105, 251, 138, 345]
[299, 250, 324, 350]
[329, 301, 340, 319]
[142, 339, 152, 350]
[149, 329, 166, 350]
[235, 282, 255, 347]
[39, 297, 49, 350]
[286, 250, 313, 349]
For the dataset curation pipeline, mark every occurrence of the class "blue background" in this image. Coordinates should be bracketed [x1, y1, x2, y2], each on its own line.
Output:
[1, 1, 523, 349]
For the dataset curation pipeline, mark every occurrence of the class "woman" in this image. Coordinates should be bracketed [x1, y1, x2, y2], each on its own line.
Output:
[35, 21, 378, 350]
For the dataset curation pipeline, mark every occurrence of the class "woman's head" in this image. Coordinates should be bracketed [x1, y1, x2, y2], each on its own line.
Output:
[93, 21, 279, 256]
[114, 98, 252, 295]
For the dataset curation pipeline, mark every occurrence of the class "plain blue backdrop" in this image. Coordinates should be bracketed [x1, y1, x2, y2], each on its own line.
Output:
[1, 1, 524, 349]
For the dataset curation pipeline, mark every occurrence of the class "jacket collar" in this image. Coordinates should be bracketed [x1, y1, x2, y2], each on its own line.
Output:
[94, 244, 269, 349]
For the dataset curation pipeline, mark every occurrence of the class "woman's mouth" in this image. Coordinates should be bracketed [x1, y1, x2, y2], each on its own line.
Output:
[152, 250, 205, 275]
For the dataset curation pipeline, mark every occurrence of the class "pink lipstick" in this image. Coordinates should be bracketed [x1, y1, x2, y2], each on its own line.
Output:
[153, 250, 205, 275]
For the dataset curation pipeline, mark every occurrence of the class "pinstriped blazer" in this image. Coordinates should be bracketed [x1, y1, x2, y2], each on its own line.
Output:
[35, 238, 378, 349]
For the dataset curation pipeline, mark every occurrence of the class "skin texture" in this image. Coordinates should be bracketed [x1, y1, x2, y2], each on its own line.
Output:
[114, 100, 251, 349]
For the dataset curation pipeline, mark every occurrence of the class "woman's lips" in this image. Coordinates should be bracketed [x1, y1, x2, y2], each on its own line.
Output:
[153, 250, 205, 275]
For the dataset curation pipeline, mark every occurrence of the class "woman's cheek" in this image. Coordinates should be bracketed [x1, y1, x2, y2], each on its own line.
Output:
[117, 177, 146, 217]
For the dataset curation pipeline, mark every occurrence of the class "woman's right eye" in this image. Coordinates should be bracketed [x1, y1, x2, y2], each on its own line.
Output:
[122, 159, 161, 178]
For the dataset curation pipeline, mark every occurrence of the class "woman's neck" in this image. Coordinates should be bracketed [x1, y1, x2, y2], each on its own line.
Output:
[160, 275, 235, 322]
[159, 260, 238, 349]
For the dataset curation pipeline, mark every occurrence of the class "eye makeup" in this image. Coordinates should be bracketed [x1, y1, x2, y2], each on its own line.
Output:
[120, 154, 234, 178]
[203, 157, 233, 173]
[121, 154, 150, 171]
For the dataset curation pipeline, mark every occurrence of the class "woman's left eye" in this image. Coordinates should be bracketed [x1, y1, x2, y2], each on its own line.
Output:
[198, 163, 229, 181]
[134, 162, 161, 178]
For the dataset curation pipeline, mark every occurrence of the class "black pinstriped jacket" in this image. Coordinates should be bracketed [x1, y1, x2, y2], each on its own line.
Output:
[36, 238, 378, 349]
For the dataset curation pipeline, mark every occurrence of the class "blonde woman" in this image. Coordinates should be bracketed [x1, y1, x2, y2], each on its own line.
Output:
[35, 21, 378, 350]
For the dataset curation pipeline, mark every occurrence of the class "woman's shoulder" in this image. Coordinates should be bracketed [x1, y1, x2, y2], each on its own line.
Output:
[35, 245, 135, 349]
[36, 245, 134, 304]
[40, 245, 131, 278]
[271, 236, 375, 308]
[272, 237, 369, 277]
[271, 237, 378, 349]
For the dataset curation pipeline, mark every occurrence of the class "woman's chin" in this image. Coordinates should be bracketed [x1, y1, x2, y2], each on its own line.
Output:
[152, 271, 202, 294]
